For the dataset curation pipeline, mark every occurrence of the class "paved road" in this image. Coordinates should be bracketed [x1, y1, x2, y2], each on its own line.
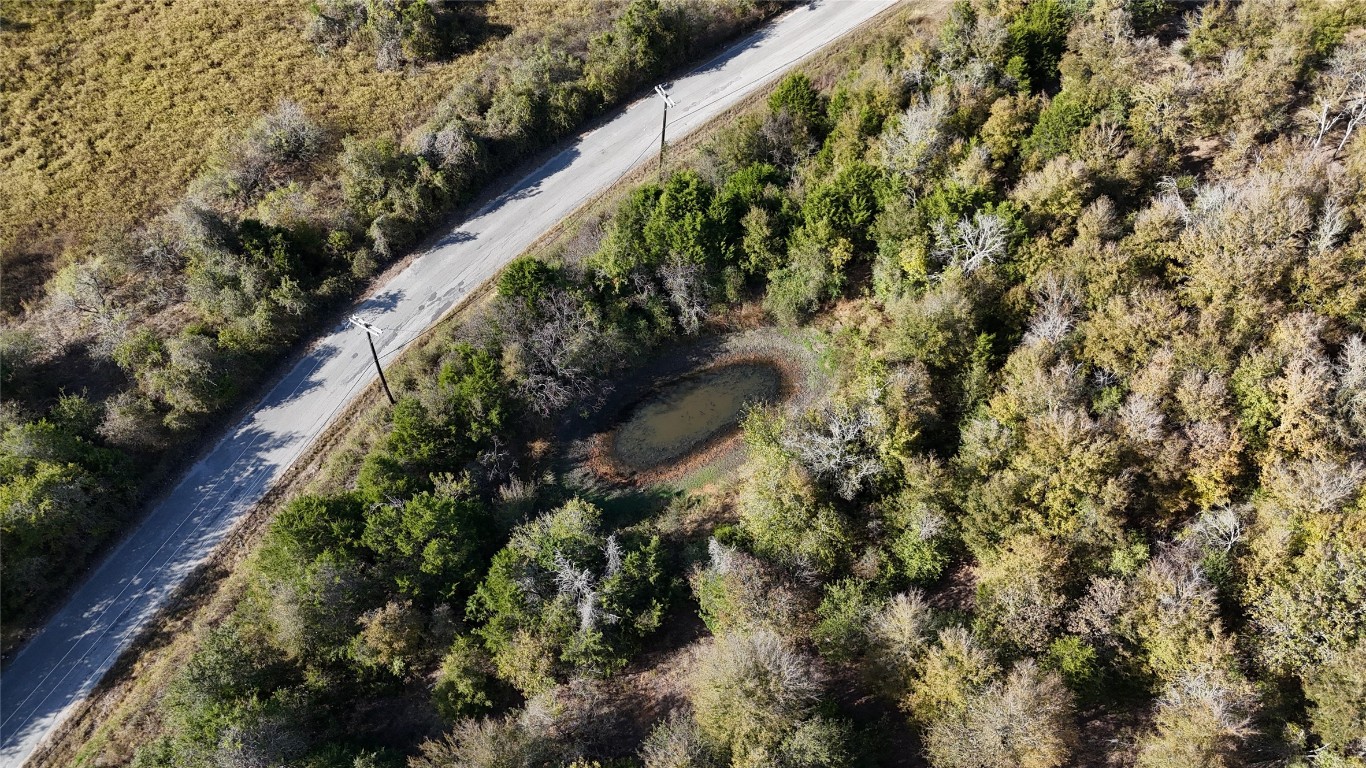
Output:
[0, 2, 898, 764]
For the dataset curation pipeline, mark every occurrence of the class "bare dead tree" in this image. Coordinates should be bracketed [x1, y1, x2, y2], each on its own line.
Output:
[500, 288, 616, 417]
[1023, 275, 1076, 346]
[414, 119, 482, 187]
[640, 711, 719, 768]
[1264, 457, 1366, 516]
[226, 101, 324, 205]
[1309, 36, 1366, 154]
[933, 212, 1008, 274]
[1311, 198, 1349, 257]
[549, 537, 625, 635]
[658, 256, 710, 334]
[1150, 666, 1258, 743]
[1187, 505, 1246, 555]
[215, 716, 307, 768]
[881, 91, 950, 179]
[925, 660, 1078, 768]
[1118, 393, 1166, 444]
[1337, 335, 1366, 441]
[782, 399, 888, 500]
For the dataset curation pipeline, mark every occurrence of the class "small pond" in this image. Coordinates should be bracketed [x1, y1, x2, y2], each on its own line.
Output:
[610, 362, 783, 471]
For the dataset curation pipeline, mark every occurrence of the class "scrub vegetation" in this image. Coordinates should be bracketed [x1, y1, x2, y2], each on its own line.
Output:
[0, 0, 770, 643]
[26, 0, 1366, 766]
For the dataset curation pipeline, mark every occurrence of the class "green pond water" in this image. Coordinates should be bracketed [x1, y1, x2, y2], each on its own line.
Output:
[611, 362, 782, 471]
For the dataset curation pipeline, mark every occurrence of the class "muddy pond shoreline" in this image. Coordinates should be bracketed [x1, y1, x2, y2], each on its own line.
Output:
[554, 329, 826, 488]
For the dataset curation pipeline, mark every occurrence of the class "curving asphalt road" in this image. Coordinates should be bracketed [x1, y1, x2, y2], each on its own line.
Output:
[0, 2, 899, 764]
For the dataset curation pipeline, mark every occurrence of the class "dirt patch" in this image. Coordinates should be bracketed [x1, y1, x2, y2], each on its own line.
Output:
[593, 608, 710, 756]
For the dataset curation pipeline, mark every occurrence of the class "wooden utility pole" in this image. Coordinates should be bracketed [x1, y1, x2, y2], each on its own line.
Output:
[349, 316, 396, 405]
[654, 84, 676, 182]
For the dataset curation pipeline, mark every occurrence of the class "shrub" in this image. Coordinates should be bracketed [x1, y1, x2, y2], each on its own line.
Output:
[1042, 635, 1100, 696]
[349, 599, 427, 677]
[468, 500, 666, 693]
[763, 232, 842, 326]
[905, 627, 1000, 725]
[1304, 639, 1366, 755]
[812, 579, 879, 662]
[763, 72, 829, 158]
[1134, 668, 1258, 768]
[0, 408, 133, 619]
[433, 636, 496, 721]
[1020, 90, 1094, 165]
[736, 458, 852, 575]
[410, 708, 558, 768]
[867, 590, 937, 697]
[690, 630, 845, 766]
[359, 480, 490, 602]
[769, 72, 827, 134]
[1004, 0, 1076, 92]
[691, 538, 809, 635]
[584, 0, 682, 103]
[973, 535, 1069, 654]
[498, 257, 560, 308]
[641, 712, 722, 768]
[923, 661, 1078, 768]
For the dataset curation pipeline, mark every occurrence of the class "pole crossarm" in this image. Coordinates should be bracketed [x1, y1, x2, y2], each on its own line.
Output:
[349, 315, 396, 404]
[348, 316, 384, 336]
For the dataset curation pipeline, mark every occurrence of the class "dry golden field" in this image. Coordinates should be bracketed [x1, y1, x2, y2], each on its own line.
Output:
[0, 0, 600, 313]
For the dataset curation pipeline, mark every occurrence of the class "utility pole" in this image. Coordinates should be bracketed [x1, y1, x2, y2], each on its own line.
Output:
[654, 84, 676, 182]
[349, 316, 396, 405]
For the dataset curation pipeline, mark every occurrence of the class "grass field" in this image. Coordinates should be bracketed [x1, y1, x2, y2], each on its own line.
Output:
[0, 0, 598, 314]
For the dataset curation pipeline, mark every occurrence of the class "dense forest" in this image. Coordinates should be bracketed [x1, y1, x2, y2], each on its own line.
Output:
[0, 0, 770, 643]
[26, 0, 1366, 766]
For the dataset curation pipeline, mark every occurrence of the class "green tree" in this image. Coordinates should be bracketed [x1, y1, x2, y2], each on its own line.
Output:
[584, 0, 681, 103]
[360, 478, 490, 602]
[924, 661, 1078, 768]
[1304, 640, 1366, 756]
[468, 500, 665, 693]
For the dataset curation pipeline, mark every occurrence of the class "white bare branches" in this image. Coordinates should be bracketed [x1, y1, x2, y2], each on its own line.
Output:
[706, 537, 737, 576]
[1308, 96, 1346, 149]
[1336, 335, 1366, 441]
[1149, 544, 1217, 616]
[1307, 35, 1366, 154]
[1022, 276, 1076, 347]
[225, 101, 324, 205]
[502, 288, 617, 417]
[933, 213, 1008, 275]
[604, 534, 623, 578]
[925, 660, 1077, 768]
[414, 120, 480, 177]
[552, 553, 594, 604]
[880, 92, 950, 179]
[641, 711, 717, 768]
[782, 400, 887, 500]
[1264, 458, 1366, 516]
[1187, 505, 1246, 555]
[1118, 393, 1166, 444]
[548, 537, 626, 635]
[658, 257, 711, 335]
[1155, 666, 1257, 741]
[690, 629, 825, 742]
[1311, 197, 1349, 257]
